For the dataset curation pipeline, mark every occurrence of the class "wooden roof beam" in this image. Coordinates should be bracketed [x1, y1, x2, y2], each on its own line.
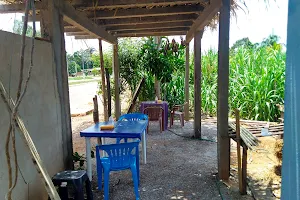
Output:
[60, 1, 117, 44]
[66, 32, 92, 36]
[113, 27, 189, 35]
[87, 4, 204, 19]
[99, 14, 198, 26]
[116, 31, 187, 37]
[0, 2, 43, 13]
[74, 36, 98, 40]
[186, 0, 222, 42]
[72, 0, 208, 10]
[64, 27, 82, 32]
[106, 21, 193, 31]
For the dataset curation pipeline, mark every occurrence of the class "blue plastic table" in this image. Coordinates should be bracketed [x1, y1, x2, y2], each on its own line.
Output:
[80, 120, 148, 180]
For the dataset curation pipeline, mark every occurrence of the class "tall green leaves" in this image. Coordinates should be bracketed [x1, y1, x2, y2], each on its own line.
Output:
[228, 45, 285, 121]
[201, 43, 285, 121]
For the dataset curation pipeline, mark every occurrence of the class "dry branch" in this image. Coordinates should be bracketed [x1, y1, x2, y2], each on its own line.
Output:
[0, 82, 61, 200]
[5, 1, 31, 199]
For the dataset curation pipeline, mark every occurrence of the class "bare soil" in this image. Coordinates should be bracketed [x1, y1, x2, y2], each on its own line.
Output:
[230, 136, 282, 199]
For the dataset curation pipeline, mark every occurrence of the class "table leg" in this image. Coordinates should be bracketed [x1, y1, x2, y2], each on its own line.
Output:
[85, 138, 92, 181]
[142, 130, 147, 164]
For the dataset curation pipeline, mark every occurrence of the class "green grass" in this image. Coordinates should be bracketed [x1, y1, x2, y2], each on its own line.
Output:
[198, 46, 285, 121]
[163, 45, 285, 122]
[68, 76, 93, 81]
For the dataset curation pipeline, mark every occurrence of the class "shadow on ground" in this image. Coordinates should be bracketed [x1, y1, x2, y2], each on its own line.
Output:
[84, 121, 253, 200]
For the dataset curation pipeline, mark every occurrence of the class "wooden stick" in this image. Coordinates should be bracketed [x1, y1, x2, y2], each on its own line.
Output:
[0, 82, 61, 200]
[98, 39, 108, 122]
[93, 95, 99, 123]
[127, 77, 145, 113]
[235, 109, 243, 194]
[242, 142, 247, 194]
[105, 68, 111, 117]
[93, 95, 102, 144]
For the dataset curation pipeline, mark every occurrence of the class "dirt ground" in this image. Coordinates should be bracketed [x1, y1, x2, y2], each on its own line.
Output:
[71, 116, 254, 200]
[229, 135, 282, 200]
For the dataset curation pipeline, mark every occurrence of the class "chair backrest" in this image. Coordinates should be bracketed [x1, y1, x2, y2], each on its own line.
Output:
[172, 102, 187, 112]
[118, 113, 148, 122]
[143, 106, 164, 121]
[96, 141, 140, 169]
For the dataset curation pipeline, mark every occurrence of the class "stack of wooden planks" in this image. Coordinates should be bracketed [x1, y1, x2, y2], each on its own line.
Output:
[228, 122, 260, 150]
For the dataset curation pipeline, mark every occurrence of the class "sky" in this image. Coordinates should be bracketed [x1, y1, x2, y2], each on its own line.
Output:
[0, 0, 288, 53]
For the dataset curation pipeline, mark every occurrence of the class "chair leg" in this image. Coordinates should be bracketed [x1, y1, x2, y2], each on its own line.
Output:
[103, 169, 110, 200]
[131, 166, 140, 200]
[96, 152, 103, 190]
[136, 150, 140, 185]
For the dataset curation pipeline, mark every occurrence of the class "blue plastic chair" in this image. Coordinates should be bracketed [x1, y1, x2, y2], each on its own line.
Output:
[96, 141, 140, 200]
[116, 113, 148, 143]
[118, 113, 148, 122]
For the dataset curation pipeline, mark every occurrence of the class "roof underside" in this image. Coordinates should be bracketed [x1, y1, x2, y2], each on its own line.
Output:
[0, 0, 222, 42]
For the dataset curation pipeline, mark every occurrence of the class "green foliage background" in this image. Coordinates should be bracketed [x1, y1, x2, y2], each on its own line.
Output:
[66, 35, 285, 122]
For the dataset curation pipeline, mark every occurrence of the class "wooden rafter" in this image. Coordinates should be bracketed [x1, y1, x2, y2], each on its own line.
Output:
[0, 2, 43, 13]
[98, 14, 198, 26]
[186, 0, 222, 42]
[106, 21, 193, 31]
[64, 27, 82, 32]
[75, 35, 98, 40]
[60, 0, 117, 43]
[86, 4, 204, 19]
[116, 31, 187, 37]
[72, 0, 208, 10]
[113, 27, 189, 35]
[66, 32, 91, 36]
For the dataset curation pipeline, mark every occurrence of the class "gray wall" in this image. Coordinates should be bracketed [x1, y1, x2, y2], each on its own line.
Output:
[0, 31, 65, 200]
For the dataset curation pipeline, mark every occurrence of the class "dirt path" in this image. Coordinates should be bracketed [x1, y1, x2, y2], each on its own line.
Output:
[69, 81, 100, 116]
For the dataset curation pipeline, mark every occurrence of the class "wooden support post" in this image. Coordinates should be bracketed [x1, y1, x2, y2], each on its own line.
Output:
[105, 69, 112, 117]
[194, 30, 203, 138]
[235, 109, 245, 194]
[98, 39, 108, 122]
[217, 0, 230, 180]
[184, 42, 190, 121]
[93, 95, 99, 123]
[154, 36, 161, 99]
[113, 42, 121, 119]
[242, 143, 247, 194]
[43, 0, 73, 169]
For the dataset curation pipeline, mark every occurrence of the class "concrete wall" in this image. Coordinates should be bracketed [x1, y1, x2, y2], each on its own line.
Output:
[0, 31, 65, 200]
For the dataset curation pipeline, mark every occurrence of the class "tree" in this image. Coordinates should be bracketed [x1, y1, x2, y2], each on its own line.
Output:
[67, 48, 96, 74]
[230, 37, 256, 51]
[12, 19, 41, 37]
[68, 61, 80, 75]
[261, 34, 280, 47]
